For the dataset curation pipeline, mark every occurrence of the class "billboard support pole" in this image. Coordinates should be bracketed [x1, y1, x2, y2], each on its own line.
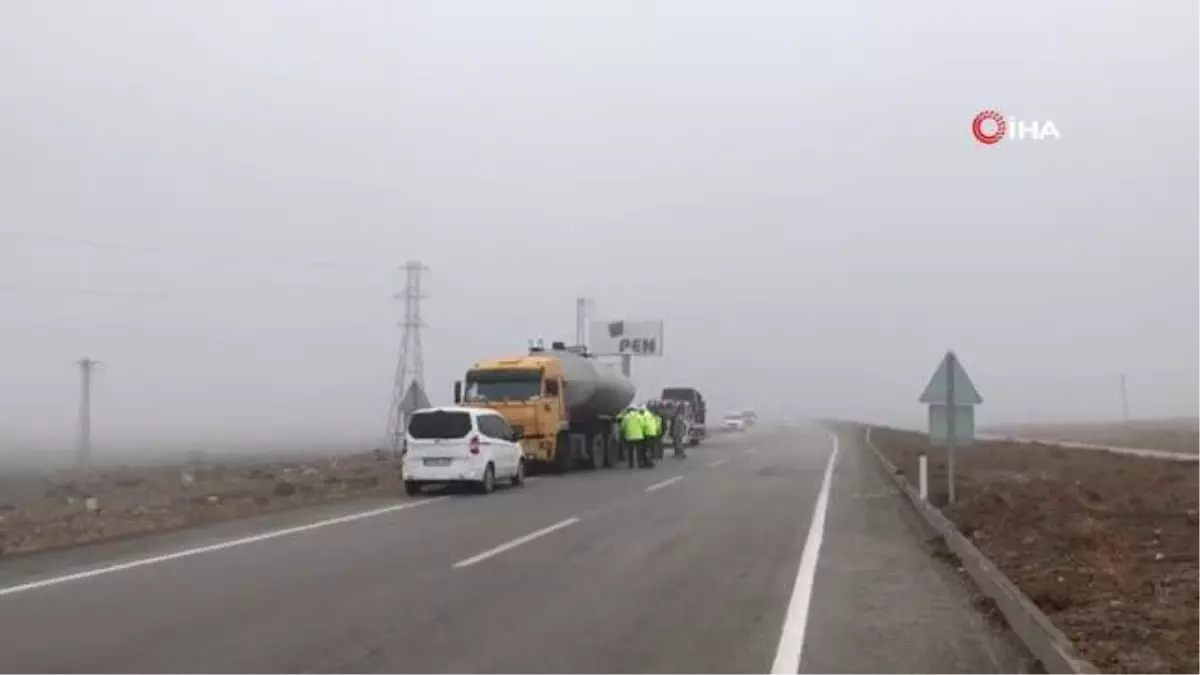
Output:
[575, 297, 586, 349]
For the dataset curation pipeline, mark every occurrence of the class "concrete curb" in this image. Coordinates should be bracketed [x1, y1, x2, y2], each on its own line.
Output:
[862, 426, 1099, 675]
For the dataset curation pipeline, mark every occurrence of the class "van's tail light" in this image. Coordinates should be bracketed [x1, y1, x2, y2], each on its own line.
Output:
[469, 436, 481, 455]
[401, 439, 408, 456]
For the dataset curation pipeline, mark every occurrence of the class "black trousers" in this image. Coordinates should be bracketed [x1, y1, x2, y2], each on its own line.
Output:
[628, 440, 653, 468]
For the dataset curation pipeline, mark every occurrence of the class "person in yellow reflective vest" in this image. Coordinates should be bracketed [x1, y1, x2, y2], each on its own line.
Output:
[618, 407, 644, 469]
[638, 406, 658, 468]
[646, 405, 664, 462]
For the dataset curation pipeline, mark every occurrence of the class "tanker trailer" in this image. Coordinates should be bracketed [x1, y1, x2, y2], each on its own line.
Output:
[453, 341, 635, 473]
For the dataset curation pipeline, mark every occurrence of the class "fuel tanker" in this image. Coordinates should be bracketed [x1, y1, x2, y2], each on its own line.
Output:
[454, 340, 634, 472]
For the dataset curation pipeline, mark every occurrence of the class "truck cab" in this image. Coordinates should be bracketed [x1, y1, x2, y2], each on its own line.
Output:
[456, 355, 565, 466]
[454, 341, 631, 473]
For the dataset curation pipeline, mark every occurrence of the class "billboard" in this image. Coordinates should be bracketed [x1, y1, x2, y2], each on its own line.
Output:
[589, 319, 664, 357]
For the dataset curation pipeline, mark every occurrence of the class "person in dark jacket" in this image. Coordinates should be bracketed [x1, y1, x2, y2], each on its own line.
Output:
[669, 404, 687, 458]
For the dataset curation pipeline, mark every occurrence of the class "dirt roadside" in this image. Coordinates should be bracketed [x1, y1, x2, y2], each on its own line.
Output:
[985, 418, 1199, 454]
[0, 450, 402, 559]
[871, 427, 1198, 674]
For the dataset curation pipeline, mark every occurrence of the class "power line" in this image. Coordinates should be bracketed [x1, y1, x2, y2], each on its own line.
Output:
[0, 230, 393, 272]
[0, 284, 391, 300]
[0, 318, 384, 333]
[0, 285, 194, 298]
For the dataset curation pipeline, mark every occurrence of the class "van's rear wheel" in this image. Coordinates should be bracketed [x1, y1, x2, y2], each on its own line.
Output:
[511, 459, 525, 487]
[404, 481, 422, 496]
[477, 463, 495, 494]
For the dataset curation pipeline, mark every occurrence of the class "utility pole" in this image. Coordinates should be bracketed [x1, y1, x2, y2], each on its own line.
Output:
[76, 357, 103, 468]
[386, 261, 428, 451]
[1119, 373, 1130, 422]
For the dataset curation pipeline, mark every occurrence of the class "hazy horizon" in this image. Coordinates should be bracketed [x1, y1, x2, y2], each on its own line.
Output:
[2, 1, 1196, 464]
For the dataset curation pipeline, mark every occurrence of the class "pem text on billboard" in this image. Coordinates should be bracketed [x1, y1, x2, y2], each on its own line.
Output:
[589, 320, 664, 357]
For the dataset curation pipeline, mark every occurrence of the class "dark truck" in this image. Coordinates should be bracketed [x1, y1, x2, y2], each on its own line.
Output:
[660, 386, 707, 445]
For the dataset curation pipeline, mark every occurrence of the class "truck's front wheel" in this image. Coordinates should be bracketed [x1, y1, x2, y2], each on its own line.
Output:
[554, 431, 572, 474]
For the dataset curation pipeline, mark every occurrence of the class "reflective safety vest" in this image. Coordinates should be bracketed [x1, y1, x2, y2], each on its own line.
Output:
[640, 410, 659, 438]
[621, 411, 644, 441]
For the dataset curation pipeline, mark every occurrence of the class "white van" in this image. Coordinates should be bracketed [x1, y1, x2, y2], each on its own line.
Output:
[401, 406, 525, 496]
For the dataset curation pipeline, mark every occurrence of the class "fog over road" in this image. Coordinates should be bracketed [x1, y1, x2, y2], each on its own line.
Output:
[0, 424, 1026, 673]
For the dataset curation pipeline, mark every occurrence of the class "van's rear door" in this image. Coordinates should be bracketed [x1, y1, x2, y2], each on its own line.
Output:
[406, 410, 475, 466]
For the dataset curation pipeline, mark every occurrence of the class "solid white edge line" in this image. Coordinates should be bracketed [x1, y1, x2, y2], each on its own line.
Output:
[453, 517, 580, 569]
[770, 430, 839, 674]
[0, 496, 448, 599]
[708, 458, 731, 468]
[644, 475, 684, 493]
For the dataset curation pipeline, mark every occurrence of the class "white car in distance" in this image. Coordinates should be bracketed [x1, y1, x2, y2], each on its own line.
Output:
[722, 414, 747, 431]
[402, 406, 525, 496]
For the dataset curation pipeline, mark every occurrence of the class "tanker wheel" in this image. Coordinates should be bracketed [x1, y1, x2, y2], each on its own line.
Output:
[554, 431, 572, 474]
[604, 433, 619, 468]
[589, 433, 606, 470]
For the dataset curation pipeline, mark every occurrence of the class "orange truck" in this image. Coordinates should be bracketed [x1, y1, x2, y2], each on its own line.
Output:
[454, 341, 635, 473]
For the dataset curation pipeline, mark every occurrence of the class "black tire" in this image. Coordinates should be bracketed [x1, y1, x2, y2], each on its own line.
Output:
[511, 459, 525, 487]
[404, 480, 422, 496]
[688, 437, 700, 447]
[589, 433, 605, 470]
[554, 431, 572, 474]
[477, 463, 495, 495]
[604, 433, 619, 468]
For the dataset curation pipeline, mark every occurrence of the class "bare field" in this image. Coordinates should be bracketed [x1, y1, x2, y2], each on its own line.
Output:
[871, 426, 1198, 674]
[986, 418, 1199, 454]
[0, 450, 401, 558]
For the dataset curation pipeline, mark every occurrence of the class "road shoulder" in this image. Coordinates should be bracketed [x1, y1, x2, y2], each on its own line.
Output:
[800, 428, 1032, 674]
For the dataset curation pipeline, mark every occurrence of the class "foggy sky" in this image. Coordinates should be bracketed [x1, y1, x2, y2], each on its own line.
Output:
[1, 1, 1196, 459]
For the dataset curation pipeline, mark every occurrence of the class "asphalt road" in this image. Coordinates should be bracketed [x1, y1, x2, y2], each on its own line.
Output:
[0, 424, 1029, 673]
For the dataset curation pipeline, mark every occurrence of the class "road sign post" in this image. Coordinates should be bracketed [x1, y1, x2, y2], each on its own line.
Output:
[918, 454, 928, 501]
[919, 351, 982, 505]
[947, 357, 956, 504]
